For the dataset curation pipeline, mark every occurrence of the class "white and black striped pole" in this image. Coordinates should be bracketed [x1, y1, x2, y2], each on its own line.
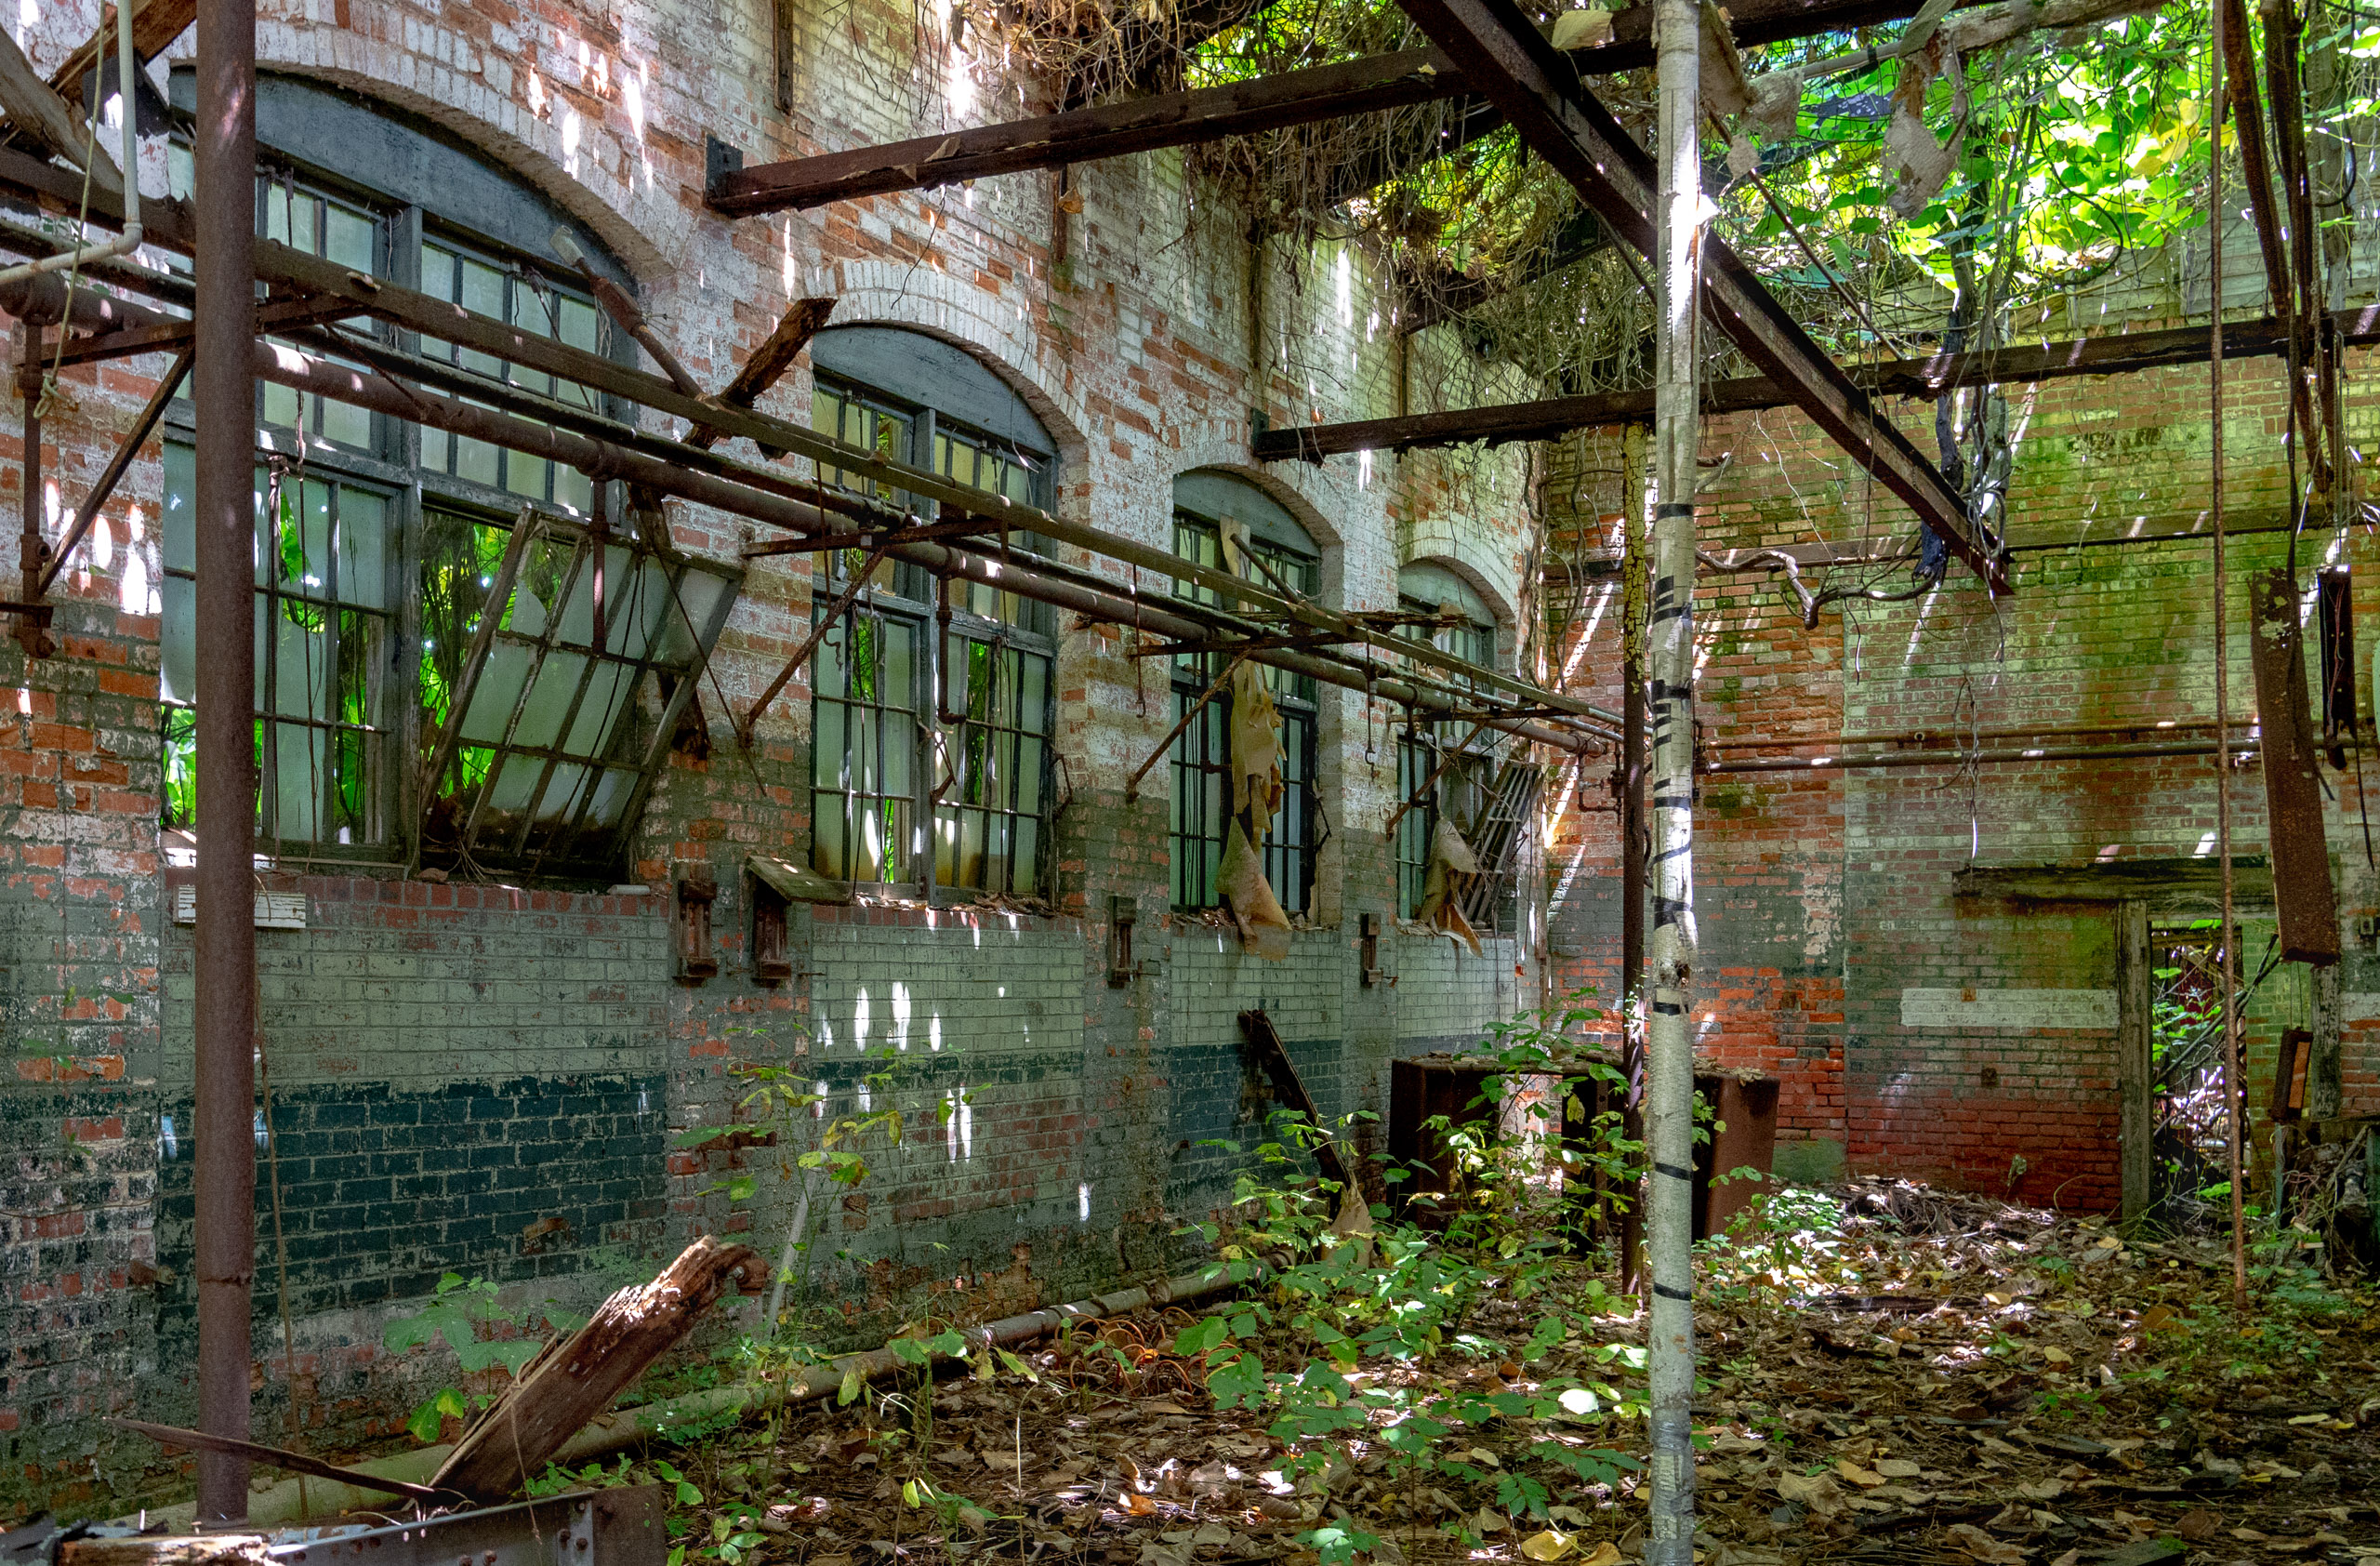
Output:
[1646, 0, 1702, 1559]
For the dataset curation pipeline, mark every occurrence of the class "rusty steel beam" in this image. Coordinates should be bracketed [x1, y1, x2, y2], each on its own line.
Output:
[1396, 0, 2003, 594]
[1259, 309, 2380, 460]
[706, 0, 1986, 217]
[2247, 567, 2341, 966]
[707, 52, 1455, 213]
[192, 0, 257, 1524]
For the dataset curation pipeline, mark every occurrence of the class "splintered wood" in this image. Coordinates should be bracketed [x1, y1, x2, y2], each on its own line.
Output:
[432, 1236, 767, 1501]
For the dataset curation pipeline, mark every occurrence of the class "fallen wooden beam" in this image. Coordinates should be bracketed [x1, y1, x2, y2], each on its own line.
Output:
[430, 1236, 767, 1502]
[706, 0, 1985, 217]
[689, 295, 836, 451]
[1256, 309, 2380, 459]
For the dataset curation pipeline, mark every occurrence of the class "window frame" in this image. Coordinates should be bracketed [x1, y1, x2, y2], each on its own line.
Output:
[1167, 500, 1324, 917]
[1390, 577, 1503, 921]
[803, 362, 1061, 906]
[154, 123, 654, 880]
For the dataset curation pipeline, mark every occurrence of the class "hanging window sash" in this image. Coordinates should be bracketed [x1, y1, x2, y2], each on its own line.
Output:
[416, 506, 742, 877]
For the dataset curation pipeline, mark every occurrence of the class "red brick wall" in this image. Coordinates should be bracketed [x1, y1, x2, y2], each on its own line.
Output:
[1544, 348, 2377, 1211]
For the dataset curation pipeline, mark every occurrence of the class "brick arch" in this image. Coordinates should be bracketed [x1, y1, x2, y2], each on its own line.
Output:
[813, 261, 1091, 471]
[254, 20, 681, 282]
[1399, 518, 1520, 630]
[1400, 551, 1516, 635]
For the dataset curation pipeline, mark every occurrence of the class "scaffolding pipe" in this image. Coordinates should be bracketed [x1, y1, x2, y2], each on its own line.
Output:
[2210, 5, 2249, 1311]
[192, 0, 257, 1523]
[0, 0, 141, 288]
[1645, 0, 1700, 1558]
[1700, 738, 2276, 773]
[1701, 716, 2259, 750]
[1616, 423, 1647, 1296]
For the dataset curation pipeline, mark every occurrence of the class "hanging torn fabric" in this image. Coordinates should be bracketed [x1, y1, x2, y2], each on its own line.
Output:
[1219, 819, 1292, 962]
[1228, 661, 1284, 818]
[1418, 817, 1485, 958]
[1220, 658, 1291, 961]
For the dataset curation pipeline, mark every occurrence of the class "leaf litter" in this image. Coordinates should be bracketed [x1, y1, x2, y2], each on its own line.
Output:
[596, 1174, 2380, 1566]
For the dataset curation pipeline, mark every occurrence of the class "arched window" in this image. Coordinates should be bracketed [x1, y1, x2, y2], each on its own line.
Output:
[1169, 471, 1322, 915]
[156, 73, 734, 879]
[1394, 563, 1502, 919]
[805, 326, 1058, 898]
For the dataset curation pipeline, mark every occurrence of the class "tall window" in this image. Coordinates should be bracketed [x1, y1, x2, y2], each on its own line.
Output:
[1393, 563, 1502, 918]
[160, 449, 393, 845]
[805, 327, 1058, 899]
[155, 73, 722, 880]
[1169, 472, 1322, 914]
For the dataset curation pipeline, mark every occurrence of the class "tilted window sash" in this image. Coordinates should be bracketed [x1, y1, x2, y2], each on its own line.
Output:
[417, 509, 742, 877]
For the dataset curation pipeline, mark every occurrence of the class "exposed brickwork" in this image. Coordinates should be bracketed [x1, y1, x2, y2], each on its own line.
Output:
[1543, 341, 2380, 1214]
[0, 0, 1549, 1518]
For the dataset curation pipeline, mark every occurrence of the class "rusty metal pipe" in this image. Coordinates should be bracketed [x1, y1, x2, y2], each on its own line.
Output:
[193, 0, 257, 1523]
[1699, 739, 2293, 774]
[244, 345, 1600, 755]
[1701, 717, 2262, 751]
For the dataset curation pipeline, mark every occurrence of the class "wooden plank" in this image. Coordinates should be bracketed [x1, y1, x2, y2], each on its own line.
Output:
[1953, 857, 2276, 909]
[2248, 567, 2341, 965]
[112, 1417, 450, 1502]
[49, 0, 195, 107]
[1393, 0, 2003, 592]
[1257, 311, 2380, 459]
[1238, 1009, 1355, 1191]
[0, 24, 119, 193]
[2115, 900, 2152, 1226]
[689, 295, 837, 451]
[432, 1237, 766, 1502]
[2310, 962, 2342, 1121]
[707, 0, 1984, 217]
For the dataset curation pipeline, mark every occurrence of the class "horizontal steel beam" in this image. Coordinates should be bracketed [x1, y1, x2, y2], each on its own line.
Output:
[1259, 311, 2380, 458]
[706, 0, 1984, 217]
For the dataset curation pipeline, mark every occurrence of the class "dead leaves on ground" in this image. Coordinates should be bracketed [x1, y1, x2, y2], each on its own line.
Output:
[655, 1175, 2378, 1566]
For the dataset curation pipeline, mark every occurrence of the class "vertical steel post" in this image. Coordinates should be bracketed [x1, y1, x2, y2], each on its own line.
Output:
[1616, 423, 1648, 1294]
[2209, 0, 2248, 1313]
[193, 0, 258, 1524]
[1646, 0, 1701, 1559]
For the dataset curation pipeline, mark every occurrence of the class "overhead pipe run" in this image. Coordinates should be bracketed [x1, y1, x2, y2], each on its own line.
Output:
[0, 270, 1605, 757]
[1699, 738, 2285, 774]
[0, 247, 1607, 755]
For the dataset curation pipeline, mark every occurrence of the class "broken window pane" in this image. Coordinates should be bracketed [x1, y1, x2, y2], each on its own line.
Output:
[417, 508, 741, 877]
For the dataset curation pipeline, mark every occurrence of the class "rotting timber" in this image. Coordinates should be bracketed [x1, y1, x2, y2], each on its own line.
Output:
[0, 147, 1611, 759]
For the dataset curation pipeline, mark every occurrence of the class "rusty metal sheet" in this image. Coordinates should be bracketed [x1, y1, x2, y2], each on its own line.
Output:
[2248, 567, 2341, 966]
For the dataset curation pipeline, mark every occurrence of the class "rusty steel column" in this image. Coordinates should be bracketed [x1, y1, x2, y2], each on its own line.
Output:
[193, 0, 257, 1524]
